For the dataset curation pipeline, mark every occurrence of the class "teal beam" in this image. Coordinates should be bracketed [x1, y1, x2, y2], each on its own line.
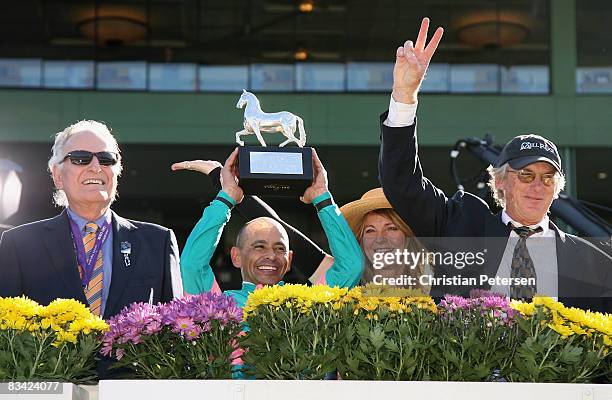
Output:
[561, 147, 577, 197]
[551, 0, 577, 97]
[550, 0, 578, 200]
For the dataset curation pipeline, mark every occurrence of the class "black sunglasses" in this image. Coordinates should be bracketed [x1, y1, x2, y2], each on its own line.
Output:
[60, 150, 119, 166]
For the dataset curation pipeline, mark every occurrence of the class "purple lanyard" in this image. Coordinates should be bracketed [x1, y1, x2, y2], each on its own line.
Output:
[68, 217, 111, 287]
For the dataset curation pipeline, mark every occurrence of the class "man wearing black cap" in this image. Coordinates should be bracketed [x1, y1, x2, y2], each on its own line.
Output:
[378, 18, 611, 311]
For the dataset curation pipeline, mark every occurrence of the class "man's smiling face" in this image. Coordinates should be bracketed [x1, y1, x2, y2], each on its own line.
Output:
[498, 161, 557, 226]
[231, 217, 293, 286]
[51, 130, 120, 214]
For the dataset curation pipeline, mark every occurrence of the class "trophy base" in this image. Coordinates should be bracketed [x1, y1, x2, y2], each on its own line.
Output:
[238, 146, 313, 197]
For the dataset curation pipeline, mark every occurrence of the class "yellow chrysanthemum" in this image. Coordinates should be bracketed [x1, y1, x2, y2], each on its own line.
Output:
[576, 310, 612, 336]
[41, 298, 92, 322]
[343, 286, 436, 315]
[0, 296, 41, 316]
[569, 323, 587, 336]
[1, 296, 105, 337]
[511, 300, 535, 316]
[54, 329, 78, 345]
[27, 322, 41, 332]
[548, 322, 573, 337]
[0, 296, 44, 333]
[82, 317, 109, 333]
[511, 297, 612, 346]
[243, 284, 348, 317]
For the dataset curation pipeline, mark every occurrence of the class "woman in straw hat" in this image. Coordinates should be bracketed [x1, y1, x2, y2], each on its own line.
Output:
[339, 188, 432, 294]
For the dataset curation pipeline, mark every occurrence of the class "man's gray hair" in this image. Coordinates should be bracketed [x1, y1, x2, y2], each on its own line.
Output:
[48, 120, 122, 207]
[487, 163, 565, 208]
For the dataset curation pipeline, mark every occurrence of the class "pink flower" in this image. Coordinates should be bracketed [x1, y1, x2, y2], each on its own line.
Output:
[145, 321, 162, 334]
[100, 344, 112, 357]
[173, 316, 196, 334]
[185, 325, 202, 339]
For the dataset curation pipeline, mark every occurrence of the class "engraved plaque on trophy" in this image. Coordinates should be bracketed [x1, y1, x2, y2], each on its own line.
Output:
[235, 90, 313, 196]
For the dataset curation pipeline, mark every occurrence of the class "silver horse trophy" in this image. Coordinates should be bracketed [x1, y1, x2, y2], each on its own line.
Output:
[234, 90, 313, 197]
[236, 90, 306, 147]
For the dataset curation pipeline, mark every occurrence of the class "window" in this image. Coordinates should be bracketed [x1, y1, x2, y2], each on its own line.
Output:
[199, 66, 248, 92]
[250, 64, 294, 92]
[149, 63, 196, 92]
[43, 61, 94, 89]
[347, 63, 393, 92]
[97, 62, 146, 90]
[0, 59, 41, 88]
[576, 1, 612, 93]
[295, 63, 345, 92]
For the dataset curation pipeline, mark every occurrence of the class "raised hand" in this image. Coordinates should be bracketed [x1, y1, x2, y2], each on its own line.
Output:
[171, 160, 222, 175]
[392, 17, 444, 104]
[301, 149, 329, 204]
[220, 148, 244, 204]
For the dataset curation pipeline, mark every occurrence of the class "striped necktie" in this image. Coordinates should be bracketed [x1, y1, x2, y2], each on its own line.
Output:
[509, 223, 543, 300]
[80, 222, 104, 316]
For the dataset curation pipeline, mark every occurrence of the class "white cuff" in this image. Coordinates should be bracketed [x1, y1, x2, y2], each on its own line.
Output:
[384, 96, 417, 127]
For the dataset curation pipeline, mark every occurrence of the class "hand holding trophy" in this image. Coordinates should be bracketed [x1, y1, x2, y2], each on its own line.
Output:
[235, 90, 313, 196]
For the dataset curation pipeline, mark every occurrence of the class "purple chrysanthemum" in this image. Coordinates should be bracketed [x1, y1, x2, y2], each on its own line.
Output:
[102, 293, 243, 360]
[439, 293, 516, 325]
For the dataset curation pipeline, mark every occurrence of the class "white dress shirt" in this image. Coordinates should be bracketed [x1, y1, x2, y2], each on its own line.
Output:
[492, 211, 558, 298]
[385, 96, 417, 127]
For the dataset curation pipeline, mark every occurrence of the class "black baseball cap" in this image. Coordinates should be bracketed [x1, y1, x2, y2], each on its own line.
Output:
[495, 134, 562, 173]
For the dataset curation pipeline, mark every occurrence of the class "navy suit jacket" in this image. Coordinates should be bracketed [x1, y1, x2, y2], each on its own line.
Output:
[0, 209, 182, 319]
[379, 114, 612, 312]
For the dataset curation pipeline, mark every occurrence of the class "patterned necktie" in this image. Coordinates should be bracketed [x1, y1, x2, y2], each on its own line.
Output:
[509, 223, 543, 299]
[79, 222, 104, 316]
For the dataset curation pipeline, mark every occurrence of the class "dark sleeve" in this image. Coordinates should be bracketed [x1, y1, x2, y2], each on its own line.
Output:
[378, 113, 451, 237]
[208, 166, 326, 279]
[209, 167, 222, 190]
[577, 239, 612, 313]
[161, 229, 182, 302]
[0, 231, 22, 297]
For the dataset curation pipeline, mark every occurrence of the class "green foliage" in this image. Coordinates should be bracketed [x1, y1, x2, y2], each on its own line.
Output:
[241, 287, 611, 383]
[503, 310, 610, 383]
[0, 330, 99, 383]
[240, 303, 343, 379]
[429, 308, 519, 381]
[111, 319, 241, 380]
[337, 305, 437, 380]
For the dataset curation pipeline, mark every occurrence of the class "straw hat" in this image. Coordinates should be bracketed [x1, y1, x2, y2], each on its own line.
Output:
[339, 188, 393, 235]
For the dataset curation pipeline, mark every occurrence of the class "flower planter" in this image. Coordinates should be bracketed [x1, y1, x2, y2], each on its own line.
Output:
[1, 382, 89, 400]
[99, 380, 612, 400]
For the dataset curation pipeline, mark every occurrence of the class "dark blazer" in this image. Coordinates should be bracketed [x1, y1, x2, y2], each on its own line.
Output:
[0, 209, 182, 319]
[379, 114, 612, 312]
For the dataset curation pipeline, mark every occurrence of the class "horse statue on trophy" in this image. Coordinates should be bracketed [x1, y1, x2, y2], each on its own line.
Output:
[235, 90, 306, 147]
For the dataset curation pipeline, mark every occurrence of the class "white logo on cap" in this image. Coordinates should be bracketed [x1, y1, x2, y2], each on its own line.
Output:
[519, 141, 555, 154]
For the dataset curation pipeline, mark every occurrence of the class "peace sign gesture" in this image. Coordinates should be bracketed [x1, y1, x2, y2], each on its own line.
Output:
[392, 17, 444, 104]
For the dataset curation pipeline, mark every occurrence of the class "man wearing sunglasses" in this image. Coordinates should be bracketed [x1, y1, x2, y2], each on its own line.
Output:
[0, 120, 183, 321]
[378, 18, 611, 312]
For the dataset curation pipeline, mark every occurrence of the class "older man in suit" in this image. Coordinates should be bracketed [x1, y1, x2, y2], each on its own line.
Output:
[378, 18, 612, 312]
[0, 120, 182, 319]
